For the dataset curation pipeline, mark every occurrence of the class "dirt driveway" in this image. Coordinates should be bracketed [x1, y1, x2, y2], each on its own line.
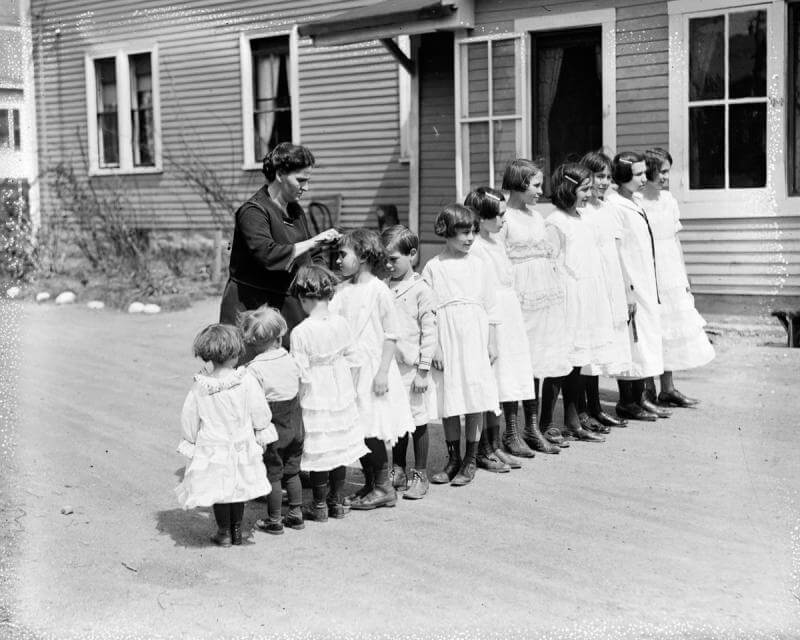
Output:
[2, 298, 799, 639]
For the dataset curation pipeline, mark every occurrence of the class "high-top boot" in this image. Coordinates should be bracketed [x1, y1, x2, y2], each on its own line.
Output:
[350, 461, 397, 510]
[616, 380, 657, 421]
[431, 439, 461, 484]
[521, 398, 560, 454]
[302, 483, 329, 522]
[451, 441, 479, 486]
[640, 378, 672, 418]
[476, 426, 510, 473]
[562, 369, 605, 442]
[348, 454, 374, 504]
[501, 403, 536, 458]
[490, 420, 522, 468]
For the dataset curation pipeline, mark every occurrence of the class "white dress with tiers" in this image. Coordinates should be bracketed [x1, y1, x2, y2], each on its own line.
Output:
[500, 206, 572, 379]
[422, 252, 500, 418]
[546, 209, 616, 369]
[472, 234, 536, 402]
[290, 315, 369, 471]
[637, 190, 715, 371]
[175, 368, 276, 509]
[331, 276, 415, 445]
[578, 201, 632, 376]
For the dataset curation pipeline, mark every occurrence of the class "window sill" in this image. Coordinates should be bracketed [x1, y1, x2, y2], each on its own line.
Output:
[242, 163, 262, 172]
[89, 166, 163, 177]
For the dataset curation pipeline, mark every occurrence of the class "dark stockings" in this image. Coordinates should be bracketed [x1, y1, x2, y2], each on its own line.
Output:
[392, 433, 409, 469]
[213, 502, 244, 530]
[539, 376, 564, 429]
[413, 424, 429, 469]
[585, 375, 602, 415]
[561, 367, 582, 429]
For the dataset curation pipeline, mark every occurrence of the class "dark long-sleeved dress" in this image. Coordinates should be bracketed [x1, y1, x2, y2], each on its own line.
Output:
[219, 185, 313, 349]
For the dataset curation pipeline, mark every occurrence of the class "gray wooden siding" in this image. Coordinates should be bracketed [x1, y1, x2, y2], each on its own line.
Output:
[32, 0, 409, 233]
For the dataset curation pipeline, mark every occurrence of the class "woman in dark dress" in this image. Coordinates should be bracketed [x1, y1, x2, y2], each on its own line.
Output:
[220, 143, 340, 352]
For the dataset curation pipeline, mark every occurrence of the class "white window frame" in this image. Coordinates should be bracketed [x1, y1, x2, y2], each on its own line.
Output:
[454, 33, 526, 201]
[240, 27, 300, 171]
[515, 9, 617, 163]
[668, 0, 790, 218]
[84, 43, 162, 176]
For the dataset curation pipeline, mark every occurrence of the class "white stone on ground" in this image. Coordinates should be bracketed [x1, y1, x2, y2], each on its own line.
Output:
[36, 292, 51, 303]
[55, 291, 76, 305]
[142, 303, 161, 314]
[128, 302, 145, 314]
[6, 286, 21, 298]
[87, 300, 105, 310]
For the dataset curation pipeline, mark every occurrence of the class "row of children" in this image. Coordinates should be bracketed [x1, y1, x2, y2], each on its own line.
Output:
[174, 147, 714, 546]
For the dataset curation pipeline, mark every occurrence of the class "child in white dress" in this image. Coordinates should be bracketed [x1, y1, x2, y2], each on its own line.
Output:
[606, 151, 668, 421]
[176, 324, 277, 547]
[577, 150, 633, 430]
[290, 265, 369, 522]
[381, 225, 438, 500]
[639, 147, 714, 407]
[543, 163, 610, 443]
[466, 187, 557, 468]
[500, 159, 571, 451]
[423, 204, 500, 487]
[240, 307, 305, 535]
[331, 229, 415, 510]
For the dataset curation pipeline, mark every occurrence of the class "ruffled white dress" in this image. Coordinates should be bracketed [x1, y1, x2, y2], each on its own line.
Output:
[331, 275, 415, 445]
[422, 252, 500, 417]
[606, 189, 664, 379]
[638, 189, 715, 371]
[290, 314, 369, 471]
[175, 368, 276, 509]
[500, 206, 572, 379]
[546, 209, 616, 369]
[390, 274, 440, 427]
[472, 234, 536, 402]
[578, 200, 632, 376]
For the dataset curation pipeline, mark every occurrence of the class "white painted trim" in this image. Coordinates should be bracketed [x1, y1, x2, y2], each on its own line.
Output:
[84, 44, 163, 176]
[408, 35, 420, 235]
[397, 35, 412, 164]
[668, 0, 767, 14]
[514, 8, 617, 154]
[240, 27, 300, 171]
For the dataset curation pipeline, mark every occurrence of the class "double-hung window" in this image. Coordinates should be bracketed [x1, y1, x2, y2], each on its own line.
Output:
[240, 30, 299, 169]
[85, 46, 161, 174]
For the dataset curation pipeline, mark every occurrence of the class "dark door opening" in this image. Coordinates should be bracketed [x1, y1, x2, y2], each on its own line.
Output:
[532, 26, 602, 196]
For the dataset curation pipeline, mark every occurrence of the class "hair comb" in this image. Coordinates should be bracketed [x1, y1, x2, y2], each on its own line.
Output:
[564, 175, 578, 185]
[619, 158, 633, 165]
[485, 191, 501, 201]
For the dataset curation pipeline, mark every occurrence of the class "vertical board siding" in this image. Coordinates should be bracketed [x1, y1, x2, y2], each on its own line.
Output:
[32, 0, 408, 233]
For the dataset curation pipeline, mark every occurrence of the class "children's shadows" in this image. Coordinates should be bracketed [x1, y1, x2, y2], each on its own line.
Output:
[156, 466, 214, 547]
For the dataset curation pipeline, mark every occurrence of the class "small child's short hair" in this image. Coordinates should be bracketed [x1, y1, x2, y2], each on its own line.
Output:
[580, 149, 613, 174]
[644, 147, 673, 181]
[612, 151, 645, 184]
[290, 264, 338, 300]
[434, 203, 477, 238]
[238, 306, 287, 348]
[193, 323, 244, 364]
[501, 158, 544, 192]
[550, 163, 593, 211]
[381, 224, 419, 256]
[340, 228, 390, 280]
[464, 187, 506, 220]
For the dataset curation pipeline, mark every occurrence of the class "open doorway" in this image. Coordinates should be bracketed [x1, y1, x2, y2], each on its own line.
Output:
[531, 26, 602, 196]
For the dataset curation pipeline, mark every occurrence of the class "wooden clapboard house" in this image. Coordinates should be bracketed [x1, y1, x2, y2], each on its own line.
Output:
[29, 0, 800, 311]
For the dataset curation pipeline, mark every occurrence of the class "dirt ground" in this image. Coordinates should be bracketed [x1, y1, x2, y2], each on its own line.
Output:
[2, 297, 799, 639]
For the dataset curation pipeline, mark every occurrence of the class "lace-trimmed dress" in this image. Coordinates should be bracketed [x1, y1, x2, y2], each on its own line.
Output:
[290, 314, 369, 471]
[422, 252, 500, 417]
[500, 206, 572, 378]
[472, 235, 535, 402]
[638, 190, 715, 371]
[175, 368, 277, 509]
[331, 275, 415, 445]
[578, 201, 632, 376]
[546, 209, 616, 369]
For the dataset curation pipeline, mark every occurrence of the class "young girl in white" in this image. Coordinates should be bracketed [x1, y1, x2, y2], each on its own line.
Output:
[466, 187, 551, 469]
[500, 159, 568, 453]
[290, 265, 369, 522]
[423, 204, 500, 486]
[577, 150, 633, 430]
[381, 225, 438, 500]
[331, 229, 415, 510]
[605, 151, 668, 421]
[639, 147, 714, 406]
[176, 324, 277, 547]
[542, 163, 612, 443]
[239, 307, 305, 535]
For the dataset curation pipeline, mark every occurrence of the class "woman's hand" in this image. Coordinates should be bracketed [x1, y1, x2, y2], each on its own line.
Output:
[372, 371, 389, 396]
[313, 228, 341, 245]
[432, 346, 444, 371]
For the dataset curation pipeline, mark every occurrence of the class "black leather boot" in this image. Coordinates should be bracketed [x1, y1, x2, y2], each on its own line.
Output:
[451, 441, 479, 486]
[477, 426, 510, 473]
[348, 454, 374, 504]
[431, 439, 461, 484]
[616, 380, 657, 421]
[521, 398, 560, 454]
[658, 388, 698, 407]
[639, 379, 672, 418]
[501, 402, 536, 458]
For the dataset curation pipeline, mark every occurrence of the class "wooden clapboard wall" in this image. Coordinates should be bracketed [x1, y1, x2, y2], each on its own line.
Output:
[31, 0, 409, 232]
